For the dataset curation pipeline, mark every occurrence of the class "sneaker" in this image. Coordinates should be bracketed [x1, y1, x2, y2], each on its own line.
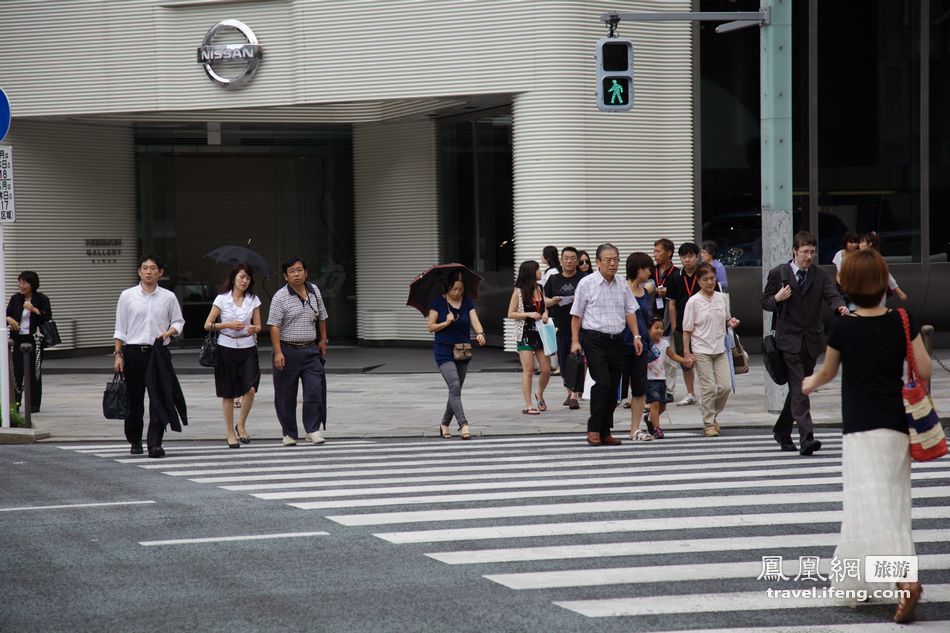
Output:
[652, 427, 665, 439]
[703, 426, 719, 437]
[282, 436, 297, 446]
[676, 393, 698, 406]
[305, 431, 326, 445]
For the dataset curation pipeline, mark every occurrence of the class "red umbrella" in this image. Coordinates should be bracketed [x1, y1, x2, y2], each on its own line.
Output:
[407, 263, 483, 317]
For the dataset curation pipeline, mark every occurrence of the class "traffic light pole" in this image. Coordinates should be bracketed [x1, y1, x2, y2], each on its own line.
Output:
[601, 0, 791, 412]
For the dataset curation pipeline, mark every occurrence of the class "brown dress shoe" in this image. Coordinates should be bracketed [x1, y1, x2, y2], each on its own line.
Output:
[602, 435, 622, 446]
[569, 399, 580, 410]
[586, 432, 602, 446]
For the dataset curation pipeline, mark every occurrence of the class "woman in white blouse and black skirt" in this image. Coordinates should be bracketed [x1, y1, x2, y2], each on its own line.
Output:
[204, 264, 263, 448]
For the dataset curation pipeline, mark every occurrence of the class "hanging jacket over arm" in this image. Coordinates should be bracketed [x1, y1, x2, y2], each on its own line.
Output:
[145, 339, 188, 432]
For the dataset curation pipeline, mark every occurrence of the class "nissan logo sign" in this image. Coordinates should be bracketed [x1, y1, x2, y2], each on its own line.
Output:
[196, 19, 263, 89]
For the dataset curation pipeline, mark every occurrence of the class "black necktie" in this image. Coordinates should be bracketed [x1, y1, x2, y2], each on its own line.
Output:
[796, 269, 806, 287]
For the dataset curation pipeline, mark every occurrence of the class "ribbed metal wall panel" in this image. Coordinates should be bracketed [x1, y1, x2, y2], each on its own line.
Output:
[2, 121, 137, 350]
[0, 0, 528, 116]
[503, 1, 694, 351]
[353, 118, 438, 341]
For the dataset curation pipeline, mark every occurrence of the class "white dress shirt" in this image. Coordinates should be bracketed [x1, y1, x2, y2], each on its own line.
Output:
[113, 284, 185, 346]
[570, 270, 638, 335]
[213, 292, 262, 350]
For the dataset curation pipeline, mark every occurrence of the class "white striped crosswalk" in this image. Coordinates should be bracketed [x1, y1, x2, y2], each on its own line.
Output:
[59, 431, 950, 630]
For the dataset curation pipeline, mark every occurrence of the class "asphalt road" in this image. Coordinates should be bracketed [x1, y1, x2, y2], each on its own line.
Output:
[3, 432, 950, 633]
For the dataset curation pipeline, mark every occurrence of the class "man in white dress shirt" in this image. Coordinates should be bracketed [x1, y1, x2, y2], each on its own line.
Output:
[113, 255, 185, 458]
[571, 243, 643, 446]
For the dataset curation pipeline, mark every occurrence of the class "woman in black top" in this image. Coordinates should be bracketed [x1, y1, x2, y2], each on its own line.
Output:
[803, 249, 930, 623]
[507, 260, 551, 415]
[5, 271, 52, 413]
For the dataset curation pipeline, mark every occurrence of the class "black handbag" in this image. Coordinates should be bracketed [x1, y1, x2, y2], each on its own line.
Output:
[38, 320, 62, 348]
[102, 372, 129, 420]
[562, 352, 586, 393]
[199, 331, 219, 368]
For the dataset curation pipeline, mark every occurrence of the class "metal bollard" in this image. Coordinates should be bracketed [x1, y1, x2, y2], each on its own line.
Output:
[921, 325, 933, 393]
[19, 342, 33, 428]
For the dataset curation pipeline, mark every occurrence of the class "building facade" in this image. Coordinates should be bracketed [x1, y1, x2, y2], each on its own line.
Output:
[2, 0, 947, 350]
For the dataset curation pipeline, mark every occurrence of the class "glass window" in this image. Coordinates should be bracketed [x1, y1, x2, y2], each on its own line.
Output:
[438, 112, 514, 272]
[932, 0, 950, 262]
[136, 124, 355, 340]
[818, 0, 921, 263]
[699, 0, 809, 266]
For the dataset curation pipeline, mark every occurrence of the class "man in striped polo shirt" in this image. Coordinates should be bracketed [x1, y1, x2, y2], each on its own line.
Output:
[268, 256, 329, 446]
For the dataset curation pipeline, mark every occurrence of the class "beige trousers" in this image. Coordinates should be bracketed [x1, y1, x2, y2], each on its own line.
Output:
[693, 352, 731, 429]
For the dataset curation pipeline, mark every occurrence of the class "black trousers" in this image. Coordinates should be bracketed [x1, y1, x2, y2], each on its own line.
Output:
[123, 346, 165, 449]
[582, 330, 625, 437]
[273, 343, 326, 438]
[774, 346, 817, 441]
[12, 333, 42, 411]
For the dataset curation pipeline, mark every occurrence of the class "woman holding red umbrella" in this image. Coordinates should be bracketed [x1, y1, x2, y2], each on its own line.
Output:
[427, 269, 487, 439]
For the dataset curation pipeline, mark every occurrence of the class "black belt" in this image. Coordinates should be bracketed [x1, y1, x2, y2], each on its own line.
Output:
[281, 340, 316, 348]
[124, 345, 153, 353]
[582, 329, 624, 341]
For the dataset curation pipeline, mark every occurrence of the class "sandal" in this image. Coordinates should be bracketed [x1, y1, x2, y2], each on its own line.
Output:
[522, 408, 541, 415]
[631, 429, 654, 441]
[438, 424, 452, 439]
[459, 424, 472, 440]
[233, 398, 242, 409]
[894, 582, 922, 623]
[535, 394, 547, 412]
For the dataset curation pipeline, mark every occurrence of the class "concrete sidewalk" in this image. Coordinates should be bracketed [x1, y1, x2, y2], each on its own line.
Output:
[11, 345, 950, 444]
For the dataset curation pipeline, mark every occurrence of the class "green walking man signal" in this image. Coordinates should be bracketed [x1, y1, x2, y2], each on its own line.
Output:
[596, 37, 634, 112]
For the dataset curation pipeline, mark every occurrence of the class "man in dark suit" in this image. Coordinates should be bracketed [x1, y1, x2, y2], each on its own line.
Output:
[761, 231, 849, 455]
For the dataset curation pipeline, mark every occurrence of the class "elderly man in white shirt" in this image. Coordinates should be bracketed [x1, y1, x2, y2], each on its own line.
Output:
[113, 255, 185, 458]
[571, 243, 643, 446]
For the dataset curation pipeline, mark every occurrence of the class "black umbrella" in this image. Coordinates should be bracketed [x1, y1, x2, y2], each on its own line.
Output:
[205, 242, 272, 279]
[407, 263, 483, 317]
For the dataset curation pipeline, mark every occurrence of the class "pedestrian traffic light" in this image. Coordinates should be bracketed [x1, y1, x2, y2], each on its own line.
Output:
[596, 37, 634, 112]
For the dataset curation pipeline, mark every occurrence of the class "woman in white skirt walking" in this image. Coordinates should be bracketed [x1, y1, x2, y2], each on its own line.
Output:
[803, 249, 931, 623]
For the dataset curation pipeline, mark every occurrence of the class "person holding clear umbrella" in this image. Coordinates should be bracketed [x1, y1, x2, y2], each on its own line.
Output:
[6, 271, 52, 413]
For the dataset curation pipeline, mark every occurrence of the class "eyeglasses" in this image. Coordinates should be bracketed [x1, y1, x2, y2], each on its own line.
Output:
[599, 257, 620, 264]
[561, 255, 577, 262]
[139, 266, 159, 272]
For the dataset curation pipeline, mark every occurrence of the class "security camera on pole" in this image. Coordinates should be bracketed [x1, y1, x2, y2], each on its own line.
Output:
[0, 86, 14, 427]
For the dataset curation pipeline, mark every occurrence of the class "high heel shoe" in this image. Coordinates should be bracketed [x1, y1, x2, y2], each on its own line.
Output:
[894, 582, 922, 623]
[235, 424, 251, 444]
[439, 424, 452, 439]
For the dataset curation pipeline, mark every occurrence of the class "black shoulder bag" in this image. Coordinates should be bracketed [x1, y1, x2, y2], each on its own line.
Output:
[199, 330, 219, 368]
[761, 264, 791, 386]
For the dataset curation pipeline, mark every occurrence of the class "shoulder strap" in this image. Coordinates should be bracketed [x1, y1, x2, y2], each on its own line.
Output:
[898, 308, 918, 384]
[770, 264, 793, 332]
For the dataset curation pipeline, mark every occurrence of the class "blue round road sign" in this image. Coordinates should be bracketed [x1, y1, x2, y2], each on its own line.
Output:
[0, 88, 10, 142]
